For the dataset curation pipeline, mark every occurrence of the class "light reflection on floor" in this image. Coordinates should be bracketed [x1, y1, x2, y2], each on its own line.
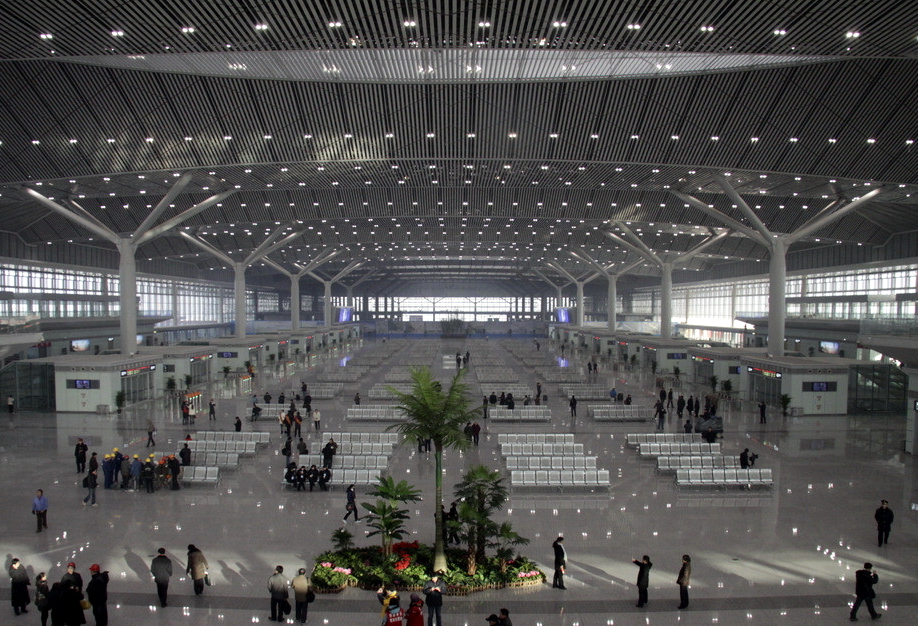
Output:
[1, 337, 916, 625]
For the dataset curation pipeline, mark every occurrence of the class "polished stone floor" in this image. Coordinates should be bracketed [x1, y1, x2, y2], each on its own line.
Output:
[1, 337, 916, 625]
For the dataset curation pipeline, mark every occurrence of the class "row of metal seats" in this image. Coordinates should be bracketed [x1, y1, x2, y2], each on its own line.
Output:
[333, 442, 394, 455]
[627, 433, 703, 446]
[186, 440, 256, 455]
[368, 383, 413, 399]
[295, 454, 390, 470]
[497, 434, 574, 444]
[675, 468, 773, 487]
[184, 452, 239, 469]
[346, 407, 401, 421]
[506, 456, 599, 470]
[197, 431, 271, 444]
[510, 469, 610, 488]
[305, 384, 343, 399]
[489, 408, 551, 422]
[501, 442, 585, 456]
[657, 456, 740, 472]
[558, 384, 611, 400]
[639, 443, 721, 457]
[325, 432, 400, 444]
[590, 406, 647, 421]
[181, 466, 220, 486]
[333, 468, 384, 485]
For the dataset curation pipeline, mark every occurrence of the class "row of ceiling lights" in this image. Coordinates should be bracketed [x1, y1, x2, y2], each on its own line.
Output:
[36, 23, 894, 40]
[16, 131, 914, 148]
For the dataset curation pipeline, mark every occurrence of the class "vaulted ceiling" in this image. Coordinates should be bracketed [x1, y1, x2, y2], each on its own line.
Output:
[1, 1, 917, 294]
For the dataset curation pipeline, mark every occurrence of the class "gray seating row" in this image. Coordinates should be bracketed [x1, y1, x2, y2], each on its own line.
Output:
[590, 406, 647, 422]
[488, 408, 551, 422]
[181, 466, 220, 486]
[510, 469, 610, 488]
[627, 433, 702, 446]
[186, 440, 256, 455]
[657, 456, 740, 472]
[346, 406, 402, 421]
[185, 452, 239, 469]
[294, 454, 390, 470]
[506, 456, 598, 470]
[501, 442, 585, 456]
[325, 432, 401, 444]
[675, 468, 773, 487]
[558, 384, 611, 400]
[639, 442, 721, 457]
[198, 431, 271, 444]
[497, 434, 574, 444]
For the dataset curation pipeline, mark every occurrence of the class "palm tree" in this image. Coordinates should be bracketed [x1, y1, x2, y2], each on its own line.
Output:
[492, 522, 530, 574]
[453, 465, 509, 564]
[388, 366, 480, 572]
[362, 476, 422, 556]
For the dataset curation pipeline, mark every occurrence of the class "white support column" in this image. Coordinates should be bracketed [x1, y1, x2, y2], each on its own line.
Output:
[768, 238, 787, 357]
[234, 262, 247, 339]
[290, 276, 301, 331]
[660, 262, 673, 338]
[117, 239, 138, 355]
[607, 277, 617, 332]
[575, 281, 585, 326]
[323, 280, 333, 327]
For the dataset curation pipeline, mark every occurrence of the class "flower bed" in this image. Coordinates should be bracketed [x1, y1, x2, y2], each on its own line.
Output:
[311, 543, 545, 594]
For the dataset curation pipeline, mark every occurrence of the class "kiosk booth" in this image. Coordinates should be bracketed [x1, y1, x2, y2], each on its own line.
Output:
[35, 353, 163, 413]
[689, 347, 767, 396]
[741, 355, 850, 415]
[140, 345, 216, 392]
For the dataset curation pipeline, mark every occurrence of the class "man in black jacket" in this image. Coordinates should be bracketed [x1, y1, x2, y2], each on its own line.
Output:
[552, 536, 567, 589]
[850, 562, 881, 621]
[633, 555, 653, 607]
[74, 438, 88, 473]
[86, 564, 109, 626]
[150, 548, 172, 607]
[875, 500, 893, 546]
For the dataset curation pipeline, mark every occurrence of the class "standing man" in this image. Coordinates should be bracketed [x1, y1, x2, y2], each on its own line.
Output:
[267, 565, 290, 623]
[875, 500, 893, 546]
[74, 438, 88, 473]
[322, 437, 338, 468]
[654, 401, 666, 431]
[180, 444, 192, 467]
[677, 395, 686, 420]
[32, 488, 49, 533]
[291, 567, 313, 624]
[150, 548, 172, 608]
[235, 416, 243, 432]
[312, 408, 321, 431]
[186, 545, 209, 595]
[569, 395, 577, 417]
[422, 571, 444, 626]
[208, 398, 216, 420]
[552, 536, 567, 589]
[632, 555, 653, 607]
[82, 469, 98, 506]
[758, 400, 767, 424]
[677, 554, 691, 609]
[6, 394, 14, 414]
[85, 564, 109, 626]
[850, 562, 881, 621]
[8, 558, 30, 615]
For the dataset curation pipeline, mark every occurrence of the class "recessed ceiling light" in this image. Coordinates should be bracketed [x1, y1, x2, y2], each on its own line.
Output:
[404, 20, 417, 27]
[700, 25, 715, 32]
[111, 30, 125, 37]
[39, 33, 53, 40]
[552, 21, 568, 28]
[845, 31, 860, 38]
[773, 29, 787, 36]
[181, 26, 195, 34]
[254, 23, 269, 31]
[478, 21, 491, 28]
[328, 21, 342, 28]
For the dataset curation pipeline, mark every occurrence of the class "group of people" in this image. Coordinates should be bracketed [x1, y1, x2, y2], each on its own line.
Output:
[486, 391, 517, 410]
[8, 559, 109, 625]
[266, 564, 315, 623]
[377, 571, 444, 626]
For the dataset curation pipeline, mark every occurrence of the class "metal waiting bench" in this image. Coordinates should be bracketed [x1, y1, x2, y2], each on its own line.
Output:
[657, 455, 740, 472]
[506, 456, 599, 470]
[589, 405, 648, 422]
[488, 407, 552, 422]
[510, 469, 610, 489]
[500, 443, 585, 456]
[638, 442, 721, 457]
[497, 434, 574, 444]
[675, 468, 773, 488]
[181, 466, 220, 486]
[626, 433, 703, 447]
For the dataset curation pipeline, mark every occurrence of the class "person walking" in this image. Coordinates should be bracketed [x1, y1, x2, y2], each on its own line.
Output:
[85, 564, 109, 626]
[343, 484, 361, 522]
[146, 420, 156, 447]
[74, 438, 88, 473]
[633, 555, 652, 607]
[290, 567, 314, 624]
[875, 500, 893, 546]
[569, 395, 577, 417]
[7, 394, 14, 414]
[149, 548, 172, 607]
[186, 545, 209, 595]
[850, 562, 881, 621]
[209, 398, 216, 420]
[267, 565, 290, 622]
[422, 572, 444, 626]
[654, 401, 666, 431]
[235, 416, 242, 432]
[677, 554, 691, 609]
[758, 400, 767, 423]
[33, 488, 49, 533]
[313, 408, 321, 431]
[552, 536, 567, 589]
[82, 469, 98, 506]
[9, 557, 31, 615]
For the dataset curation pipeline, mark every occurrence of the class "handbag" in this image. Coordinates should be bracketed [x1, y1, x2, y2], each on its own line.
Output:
[305, 589, 316, 603]
[79, 599, 91, 610]
[204, 573, 212, 586]
[281, 598, 292, 615]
